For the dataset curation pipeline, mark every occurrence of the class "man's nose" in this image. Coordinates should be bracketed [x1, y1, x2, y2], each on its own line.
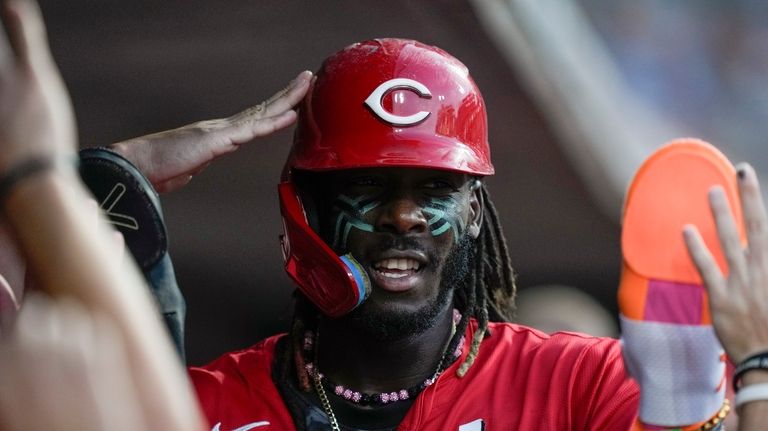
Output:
[375, 198, 428, 234]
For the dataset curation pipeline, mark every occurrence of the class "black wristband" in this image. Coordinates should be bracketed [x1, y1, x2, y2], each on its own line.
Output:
[733, 351, 768, 392]
[0, 156, 76, 207]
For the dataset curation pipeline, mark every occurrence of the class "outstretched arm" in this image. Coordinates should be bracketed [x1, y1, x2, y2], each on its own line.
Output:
[110, 70, 312, 193]
[684, 164, 768, 430]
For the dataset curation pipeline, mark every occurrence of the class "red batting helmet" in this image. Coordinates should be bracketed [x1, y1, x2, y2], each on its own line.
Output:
[279, 39, 494, 317]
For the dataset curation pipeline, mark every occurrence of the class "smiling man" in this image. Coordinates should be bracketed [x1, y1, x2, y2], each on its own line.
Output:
[298, 167, 480, 340]
[7, 0, 768, 426]
[188, 39, 639, 431]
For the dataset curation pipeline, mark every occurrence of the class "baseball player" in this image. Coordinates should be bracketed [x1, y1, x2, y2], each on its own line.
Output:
[3, 4, 768, 427]
[184, 39, 664, 430]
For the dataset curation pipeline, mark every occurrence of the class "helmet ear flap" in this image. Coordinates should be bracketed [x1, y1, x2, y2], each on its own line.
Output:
[291, 171, 323, 235]
[298, 190, 322, 235]
[278, 182, 369, 317]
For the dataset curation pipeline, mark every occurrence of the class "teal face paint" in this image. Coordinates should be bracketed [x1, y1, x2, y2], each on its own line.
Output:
[423, 195, 465, 244]
[331, 189, 468, 249]
[332, 194, 380, 250]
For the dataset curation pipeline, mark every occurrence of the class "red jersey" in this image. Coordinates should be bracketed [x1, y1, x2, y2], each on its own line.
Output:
[190, 321, 639, 430]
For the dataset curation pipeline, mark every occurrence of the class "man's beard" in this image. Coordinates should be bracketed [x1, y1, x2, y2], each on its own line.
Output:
[342, 234, 475, 341]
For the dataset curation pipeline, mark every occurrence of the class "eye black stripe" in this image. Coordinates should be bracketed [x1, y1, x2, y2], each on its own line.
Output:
[430, 220, 452, 236]
[335, 196, 379, 217]
[333, 216, 350, 249]
[430, 220, 450, 230]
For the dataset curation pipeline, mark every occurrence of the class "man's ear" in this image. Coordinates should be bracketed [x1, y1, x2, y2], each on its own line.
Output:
[467, 179, 483, 239]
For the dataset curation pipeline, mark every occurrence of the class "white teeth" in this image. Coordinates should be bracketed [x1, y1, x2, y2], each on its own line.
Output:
[382, 272, 407, 279]
[375, 258, 421, 271]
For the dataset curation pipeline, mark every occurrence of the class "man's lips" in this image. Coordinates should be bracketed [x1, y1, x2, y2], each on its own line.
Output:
[367, 251, 428, 293]
[374, 257, 422, 273]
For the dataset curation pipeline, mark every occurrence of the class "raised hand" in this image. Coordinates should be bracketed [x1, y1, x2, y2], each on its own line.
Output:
[0, 2, 206, 429]
[684, 163, 768, 364]
[0, 0, 76, 173]
[0, 0, 77, 334]
[110, 71, 312, 193]
[618, 140, 735, 428]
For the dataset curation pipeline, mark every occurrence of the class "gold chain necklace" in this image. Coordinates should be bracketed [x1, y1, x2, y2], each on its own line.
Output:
[311, 370, 342, 431]
[309, 312, 461, 430]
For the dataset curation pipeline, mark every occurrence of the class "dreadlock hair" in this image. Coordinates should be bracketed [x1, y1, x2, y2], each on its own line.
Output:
[285, 181, 516, 391]
[448, 183, 516, 376]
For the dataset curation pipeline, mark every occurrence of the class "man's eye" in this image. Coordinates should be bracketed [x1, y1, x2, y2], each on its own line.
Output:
[424, 181, 456, 191]
[352, 178, 381, 187]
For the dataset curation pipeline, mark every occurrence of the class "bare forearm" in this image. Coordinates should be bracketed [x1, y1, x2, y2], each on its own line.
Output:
[6, 171, 124, 298]
[734, 372, 768, 431]
[3, 171, 206, 430]
[738, 402, 768, 430]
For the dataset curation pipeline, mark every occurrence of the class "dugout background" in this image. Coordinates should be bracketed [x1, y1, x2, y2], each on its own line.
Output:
[40, 0, 642, 365]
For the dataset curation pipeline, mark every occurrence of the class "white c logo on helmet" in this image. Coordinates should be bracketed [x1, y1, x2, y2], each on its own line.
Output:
[364, 78, 432, 126]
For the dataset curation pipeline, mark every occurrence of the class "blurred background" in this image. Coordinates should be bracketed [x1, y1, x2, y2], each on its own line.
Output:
[38, 0, 767, 365]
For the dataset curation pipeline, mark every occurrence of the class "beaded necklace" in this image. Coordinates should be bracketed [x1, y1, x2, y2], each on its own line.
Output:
[304, 309, 464, 407]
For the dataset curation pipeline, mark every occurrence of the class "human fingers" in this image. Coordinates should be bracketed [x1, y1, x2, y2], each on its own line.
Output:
[4, 0, 52, 72]
[0, 0, 76, 169]
[233, 108, 297, 138]
[708, 186, 749, 283]
[736, 163, 768, 265]
[682, 224, 740, 360]
[683, 224, 727, 302]
[262, 70, 313, 116]
[228, 70, 311, 126]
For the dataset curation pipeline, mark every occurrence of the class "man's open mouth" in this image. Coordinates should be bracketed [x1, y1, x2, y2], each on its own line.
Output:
[366, 251, 429, 293]
[373, 258, 422, 278]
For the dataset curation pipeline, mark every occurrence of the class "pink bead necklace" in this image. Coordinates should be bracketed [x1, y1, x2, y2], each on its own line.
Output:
[303, 309, 464, 406]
